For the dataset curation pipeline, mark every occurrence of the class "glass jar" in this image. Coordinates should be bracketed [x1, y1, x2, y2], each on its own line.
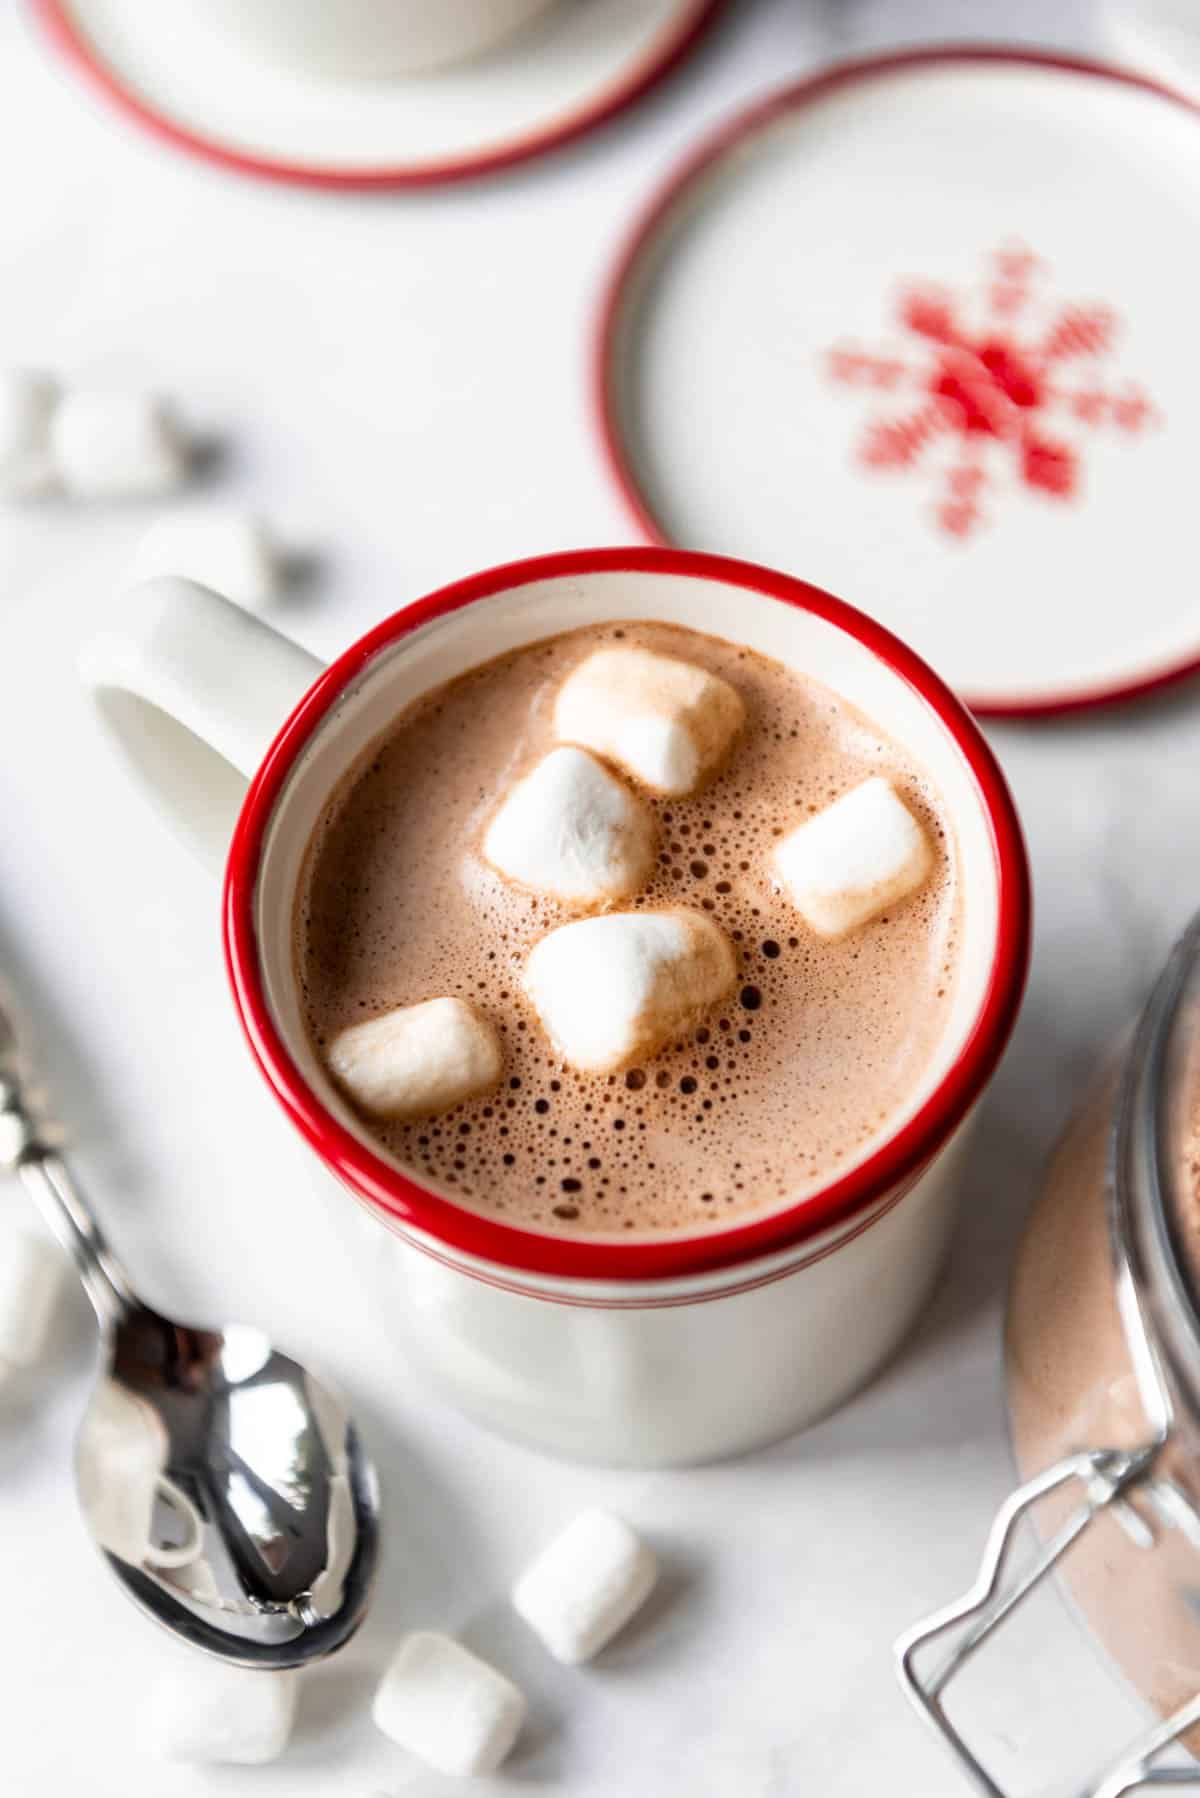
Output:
[898, 913, 1200, 1797]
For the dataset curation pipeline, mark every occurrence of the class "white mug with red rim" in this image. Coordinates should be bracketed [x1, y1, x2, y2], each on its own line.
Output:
[81, 549, 1029, 1466]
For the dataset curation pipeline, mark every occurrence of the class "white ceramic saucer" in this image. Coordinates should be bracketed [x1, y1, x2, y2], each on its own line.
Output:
[34, 0, 722, 187]
[598, 49, 1200, 717]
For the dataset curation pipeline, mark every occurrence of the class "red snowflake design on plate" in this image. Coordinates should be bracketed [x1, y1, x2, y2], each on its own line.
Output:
[824, 245, 1160, 539]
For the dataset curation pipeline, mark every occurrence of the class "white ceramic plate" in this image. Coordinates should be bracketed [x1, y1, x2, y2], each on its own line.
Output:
[34, 0, 721, 186]
[598, 50, 1200, 716]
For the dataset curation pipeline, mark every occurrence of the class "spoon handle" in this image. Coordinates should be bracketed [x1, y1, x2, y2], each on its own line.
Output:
[0, 998, 133, 1332]
[15, 1151, 133, 1332]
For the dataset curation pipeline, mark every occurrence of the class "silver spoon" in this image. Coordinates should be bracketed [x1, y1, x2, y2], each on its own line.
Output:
[0, 989, 379, 1668]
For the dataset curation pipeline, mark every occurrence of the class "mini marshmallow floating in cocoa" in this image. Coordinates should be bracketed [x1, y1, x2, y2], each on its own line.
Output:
[554, 644, 744, 796]
[482, 745, 655, 906]
[773, 777, 932, 939]
[524, 908, 736, 1075]
[328, 996, 503, 1120]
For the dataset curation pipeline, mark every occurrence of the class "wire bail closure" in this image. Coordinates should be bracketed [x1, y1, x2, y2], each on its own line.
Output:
[895, 1253, 1200, 1796]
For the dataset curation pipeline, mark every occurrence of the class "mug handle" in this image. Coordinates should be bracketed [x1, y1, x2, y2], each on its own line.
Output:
[79, 578, 324, 871]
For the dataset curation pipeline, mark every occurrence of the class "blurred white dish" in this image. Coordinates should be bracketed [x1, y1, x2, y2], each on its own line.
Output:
[34, 0, 722, 187]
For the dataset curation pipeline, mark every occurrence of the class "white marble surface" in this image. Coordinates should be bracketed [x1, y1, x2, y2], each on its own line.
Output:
[1, 0, 1197, 1792]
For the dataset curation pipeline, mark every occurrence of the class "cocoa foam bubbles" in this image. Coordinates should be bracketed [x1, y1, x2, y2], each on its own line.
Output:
[296, 621, 961, 1237]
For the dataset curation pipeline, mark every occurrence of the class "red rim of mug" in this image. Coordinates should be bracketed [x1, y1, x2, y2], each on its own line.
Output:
[593, 45, 1200, 720]
[223, 546, 1031, 1284]
[31, 0, 724, 189]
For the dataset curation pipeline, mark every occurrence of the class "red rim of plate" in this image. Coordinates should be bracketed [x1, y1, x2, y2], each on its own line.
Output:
[594, 45, 1200, 720]
[31, 0, 724, 189]
[222, 545, 1031, 1285]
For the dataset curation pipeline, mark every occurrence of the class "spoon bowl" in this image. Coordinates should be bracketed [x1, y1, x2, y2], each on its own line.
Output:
[77, 1307, 379, 1667]
[0, 991, 380, 1667]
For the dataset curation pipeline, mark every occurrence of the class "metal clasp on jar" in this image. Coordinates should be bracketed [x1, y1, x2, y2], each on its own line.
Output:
[896, 1258, 1200, 1796]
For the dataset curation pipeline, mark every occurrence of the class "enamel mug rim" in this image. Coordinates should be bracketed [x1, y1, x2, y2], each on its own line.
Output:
[218, 546, 1030, 1286]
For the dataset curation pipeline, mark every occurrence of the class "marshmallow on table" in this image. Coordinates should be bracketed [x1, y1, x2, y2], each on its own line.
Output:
[328, 996, 502, 1120]
[130, 506, 282, 612]
[524, 908, 736, 1074]
[51, 387, 190, 499]
[773, 776, 933, 939]
[0, 1232, 64, 1379]
[554, 645, 744, 796]
[0, 368, 58, 499]
[372, 1631, 526, 1777]
[145, 1660, 299, 1765]
[512, 1509, 658, 1666]
[482, 746, 655, 906]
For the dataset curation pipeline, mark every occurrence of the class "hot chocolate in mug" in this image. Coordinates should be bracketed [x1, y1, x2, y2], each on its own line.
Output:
[81, 548, 1029, 1466]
